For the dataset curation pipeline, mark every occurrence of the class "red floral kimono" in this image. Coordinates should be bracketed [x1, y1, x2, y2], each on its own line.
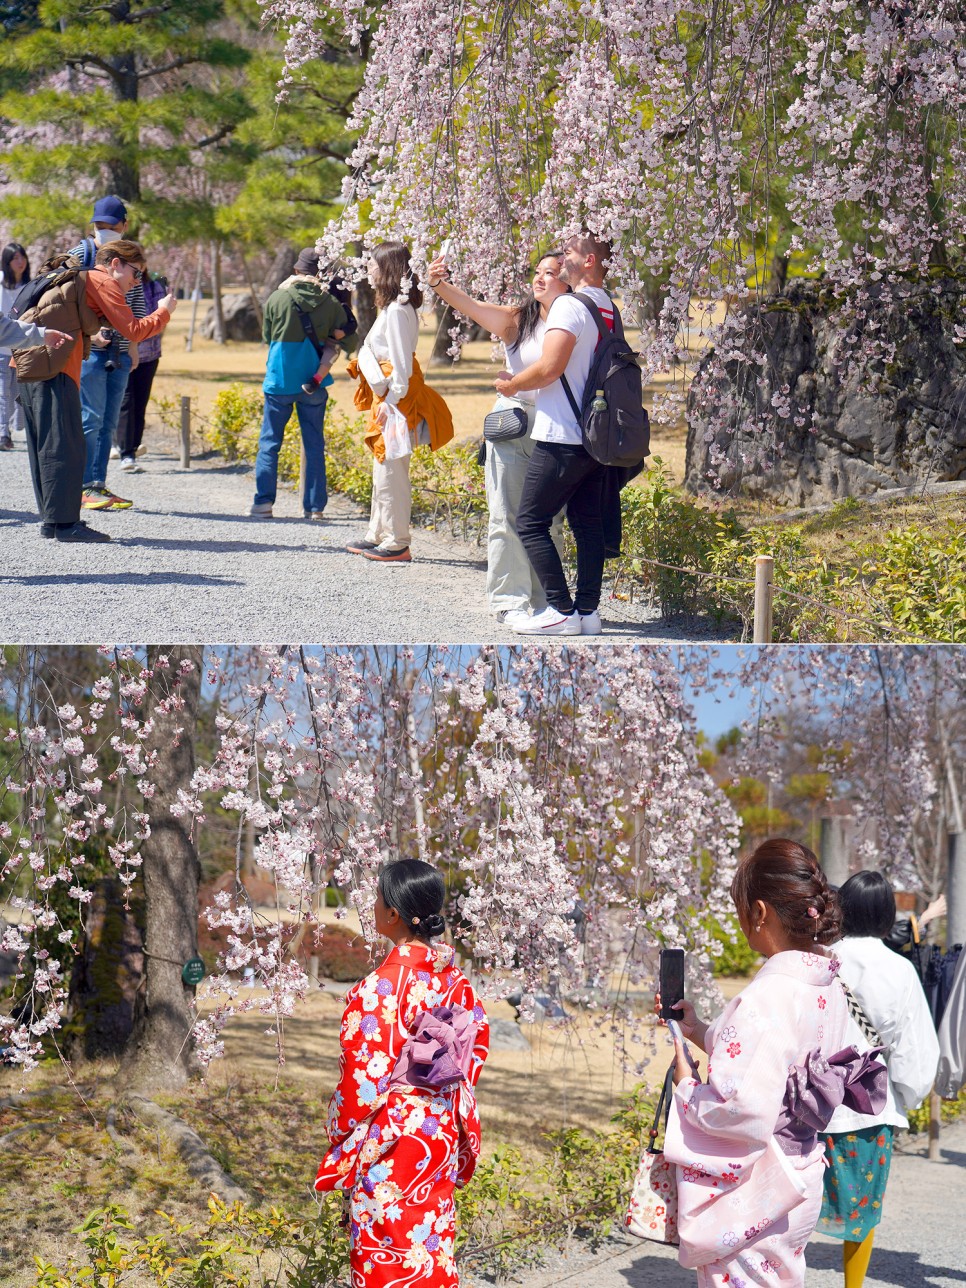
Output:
[315, 942, 489, 1287]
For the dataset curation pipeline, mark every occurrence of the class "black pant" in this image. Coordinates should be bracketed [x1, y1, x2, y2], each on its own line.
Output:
[115, 357, 159, 458]
[19, 372, 86, 525]
[517, 440, 606, 615]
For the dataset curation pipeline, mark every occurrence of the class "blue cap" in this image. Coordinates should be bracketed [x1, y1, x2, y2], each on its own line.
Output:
[92, 196, 127, 225]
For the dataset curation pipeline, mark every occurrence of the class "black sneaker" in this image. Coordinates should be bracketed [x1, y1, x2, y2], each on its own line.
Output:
[345, 536, 381, 554]
[40, 523, 55, 538]
[54, 521, 112, 543]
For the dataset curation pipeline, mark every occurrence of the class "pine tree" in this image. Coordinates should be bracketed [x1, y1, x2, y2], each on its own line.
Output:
[0, 0, 253, 245]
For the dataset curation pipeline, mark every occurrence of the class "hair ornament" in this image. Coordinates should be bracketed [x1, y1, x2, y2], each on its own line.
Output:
[411, 915, 421, 925]
[807, 906, 819, 918]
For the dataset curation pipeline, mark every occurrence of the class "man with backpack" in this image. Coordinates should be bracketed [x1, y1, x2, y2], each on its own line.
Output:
[11, 240, 175, 543]
[495, 231, 648, 636]
[249, 247, 353, 521]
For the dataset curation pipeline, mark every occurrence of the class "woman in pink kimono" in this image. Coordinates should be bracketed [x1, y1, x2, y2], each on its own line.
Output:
[661, 839, 885, 1287]
[315, 859, 489, 1288]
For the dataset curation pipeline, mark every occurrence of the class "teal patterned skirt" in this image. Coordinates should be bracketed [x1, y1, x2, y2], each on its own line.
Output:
[818, 1124, 894, 1241]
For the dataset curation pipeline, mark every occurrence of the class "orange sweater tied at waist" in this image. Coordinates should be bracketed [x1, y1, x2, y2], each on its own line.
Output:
[347, 356, 454, 463]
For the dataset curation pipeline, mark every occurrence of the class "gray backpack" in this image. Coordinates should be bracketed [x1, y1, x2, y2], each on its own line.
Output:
[560, 293, 650, 468]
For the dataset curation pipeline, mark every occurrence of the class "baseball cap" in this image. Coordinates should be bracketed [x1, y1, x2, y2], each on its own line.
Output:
[92, 196, 128, 225]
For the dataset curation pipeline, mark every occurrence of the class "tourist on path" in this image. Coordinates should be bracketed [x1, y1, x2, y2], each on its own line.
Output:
[114, 266, 169, 472]
[314, 858, 489, 1287]
[427, 249, 568, 626]
[250, 247, 349, 521]
[69, 195, 149, 512]
[817, 871, 940, 1288]
[494, 231, 617, 635]
[13, 240, 174, 543]
[0, 242, 32, 451]
[346, 241, 453, 563]
[658, 839, 886, 1287]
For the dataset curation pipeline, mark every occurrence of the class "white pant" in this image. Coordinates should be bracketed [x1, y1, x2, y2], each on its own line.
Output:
[366, 452, 412, 550]
[0, 360, 23, 435]
[485, 398, 564, 614]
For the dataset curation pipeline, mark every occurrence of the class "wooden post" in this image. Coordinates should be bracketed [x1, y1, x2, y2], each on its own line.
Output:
[928, 1090, 942, 1161]
[179, 396, 190, 469]
[753, 555, 774, 643]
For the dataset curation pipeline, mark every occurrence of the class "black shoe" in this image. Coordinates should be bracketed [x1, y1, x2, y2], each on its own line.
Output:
[40, 524, 55, 538]
[54, 521, 112, 543]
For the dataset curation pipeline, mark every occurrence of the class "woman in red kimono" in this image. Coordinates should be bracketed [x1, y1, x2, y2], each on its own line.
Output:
[315, 859, 489, 1287]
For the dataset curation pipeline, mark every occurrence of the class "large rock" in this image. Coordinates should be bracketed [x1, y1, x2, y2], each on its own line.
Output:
[201, 292, 263, 343]
[685, 279, 966, 504]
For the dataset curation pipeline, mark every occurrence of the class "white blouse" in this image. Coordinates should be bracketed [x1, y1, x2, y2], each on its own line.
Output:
[826, 936, 940, 1132]
[502, 317, 546, 403]
[358, 300, 419, 406]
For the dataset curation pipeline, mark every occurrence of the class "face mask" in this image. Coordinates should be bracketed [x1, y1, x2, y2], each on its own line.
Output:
[93, 228, 121, 247]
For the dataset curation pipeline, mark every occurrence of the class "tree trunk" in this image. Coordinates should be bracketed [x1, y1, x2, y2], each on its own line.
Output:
[262, 243, 298, 295]
[353, 278, 377, 339]
[65, 877, 144, 1061]
[210, 241, 226, 345]
[430, 302, 458, 366]
[120, 646, 204, 1094]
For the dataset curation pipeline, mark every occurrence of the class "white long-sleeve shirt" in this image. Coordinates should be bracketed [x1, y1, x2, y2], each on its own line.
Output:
[826, 936, 940, 1132]
[358, 300, 419, 406]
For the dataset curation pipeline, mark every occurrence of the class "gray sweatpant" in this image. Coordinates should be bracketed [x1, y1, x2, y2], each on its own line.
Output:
[0, 359, 23, 435]
[19, 372, 86, 525]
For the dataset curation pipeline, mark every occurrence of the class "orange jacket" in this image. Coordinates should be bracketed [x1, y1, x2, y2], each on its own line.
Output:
[347, 356, 454, 463]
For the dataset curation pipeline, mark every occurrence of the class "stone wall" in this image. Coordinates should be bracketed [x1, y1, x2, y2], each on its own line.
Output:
[685, 279, 966, 504]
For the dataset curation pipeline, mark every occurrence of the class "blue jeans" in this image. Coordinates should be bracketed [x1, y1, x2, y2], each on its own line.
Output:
[80, 347, 131, 488]
[254, 387, 329, 513]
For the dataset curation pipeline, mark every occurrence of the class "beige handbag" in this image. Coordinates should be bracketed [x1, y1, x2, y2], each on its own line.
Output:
[625, 1065, 679, 1245]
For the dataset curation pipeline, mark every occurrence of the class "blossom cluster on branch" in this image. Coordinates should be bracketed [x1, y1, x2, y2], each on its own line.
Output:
[259, 0, 966, 472]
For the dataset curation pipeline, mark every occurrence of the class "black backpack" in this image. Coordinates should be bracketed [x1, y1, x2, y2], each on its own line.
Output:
[559, 293, 650, 468]
[9, 256, 82, 322]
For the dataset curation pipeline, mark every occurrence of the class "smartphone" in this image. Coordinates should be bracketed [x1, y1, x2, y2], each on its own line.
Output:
[659, 947, 685, 1020]
[437, 238, 453, 263]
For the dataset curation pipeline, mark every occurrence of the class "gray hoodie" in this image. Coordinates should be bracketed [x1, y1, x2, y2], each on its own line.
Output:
[0, 313, 48, 351]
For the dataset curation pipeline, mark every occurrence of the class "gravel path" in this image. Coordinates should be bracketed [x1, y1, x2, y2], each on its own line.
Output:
[469, 1119, 966, 1288]
[2, 434, 728, 644]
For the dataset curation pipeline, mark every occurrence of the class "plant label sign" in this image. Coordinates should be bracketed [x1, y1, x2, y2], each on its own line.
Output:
[182, 956, 206, 987]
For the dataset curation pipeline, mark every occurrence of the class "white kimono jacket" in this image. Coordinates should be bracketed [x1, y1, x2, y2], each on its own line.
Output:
[664, 950, 850, 1285]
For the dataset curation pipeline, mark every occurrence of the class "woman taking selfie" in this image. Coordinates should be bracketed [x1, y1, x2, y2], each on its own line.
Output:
[657, 839, 886, 1287]
[314, 859, 489, 1287]
[427, 249, 569, 626]
[345, 242, 453, 563]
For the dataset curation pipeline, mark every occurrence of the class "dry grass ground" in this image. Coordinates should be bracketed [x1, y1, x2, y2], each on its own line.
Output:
[0, 973, 739, 1284]
[148, 298, 693, 483]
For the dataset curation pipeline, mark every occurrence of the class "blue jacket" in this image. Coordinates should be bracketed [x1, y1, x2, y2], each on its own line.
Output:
[262, 277, 347, 396]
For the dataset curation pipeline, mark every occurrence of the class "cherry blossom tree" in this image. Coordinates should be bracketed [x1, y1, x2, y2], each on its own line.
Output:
[258, 0, 966, 462]
[3, 643, 960, 1088]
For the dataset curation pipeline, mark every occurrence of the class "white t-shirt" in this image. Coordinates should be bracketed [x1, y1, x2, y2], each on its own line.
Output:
[502, 317, 546, 402]
[532, 287, 614, 445]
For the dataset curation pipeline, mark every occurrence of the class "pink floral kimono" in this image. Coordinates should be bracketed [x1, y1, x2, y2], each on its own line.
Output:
[664, 951, 850, 1287]
[315, 942, 489, 1288]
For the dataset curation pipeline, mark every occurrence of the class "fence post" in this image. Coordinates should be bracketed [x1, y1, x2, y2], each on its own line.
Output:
[753, 555, 774, 643]
[929, 1090, 942, 1161]
[180, 395, 191, 469]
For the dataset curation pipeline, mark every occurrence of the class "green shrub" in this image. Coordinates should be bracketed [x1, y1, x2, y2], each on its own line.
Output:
[906, 1086, 966, 1134]
[704, 913, 760, 977]
[205, 384, 264, 462]
[858, 521, 966, 643]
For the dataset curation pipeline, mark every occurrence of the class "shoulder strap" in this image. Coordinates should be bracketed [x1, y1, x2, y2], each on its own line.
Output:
[285, 287, 326, 358]
[839, 977, 884, 1049]
[559, 372, 582, 422]
[573, 291, 611, 341]
[646, 1064, 676, 1155]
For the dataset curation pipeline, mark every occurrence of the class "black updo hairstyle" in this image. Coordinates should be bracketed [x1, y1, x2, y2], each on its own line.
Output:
[378, 858, 446, 940]
[838, 870, 897, 939]
[730, 838, 842, 947]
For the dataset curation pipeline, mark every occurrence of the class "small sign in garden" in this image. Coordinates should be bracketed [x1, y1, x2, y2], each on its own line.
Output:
[181, 957, 206, 987]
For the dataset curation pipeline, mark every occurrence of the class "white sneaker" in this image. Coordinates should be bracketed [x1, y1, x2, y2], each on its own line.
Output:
[249, 501, 273, 517]
[578, 609, 602, 636]
[109, 446, 120, 460]
[511, 606, 580, 636]
[500, 609, 532, 630]
[135, 444, 148, 457]
[119, 456, 137, 472]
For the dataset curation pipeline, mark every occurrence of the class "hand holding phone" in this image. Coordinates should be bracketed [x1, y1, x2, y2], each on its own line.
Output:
[659, 947, 685, 1021]
[437, 238, 453, 263]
